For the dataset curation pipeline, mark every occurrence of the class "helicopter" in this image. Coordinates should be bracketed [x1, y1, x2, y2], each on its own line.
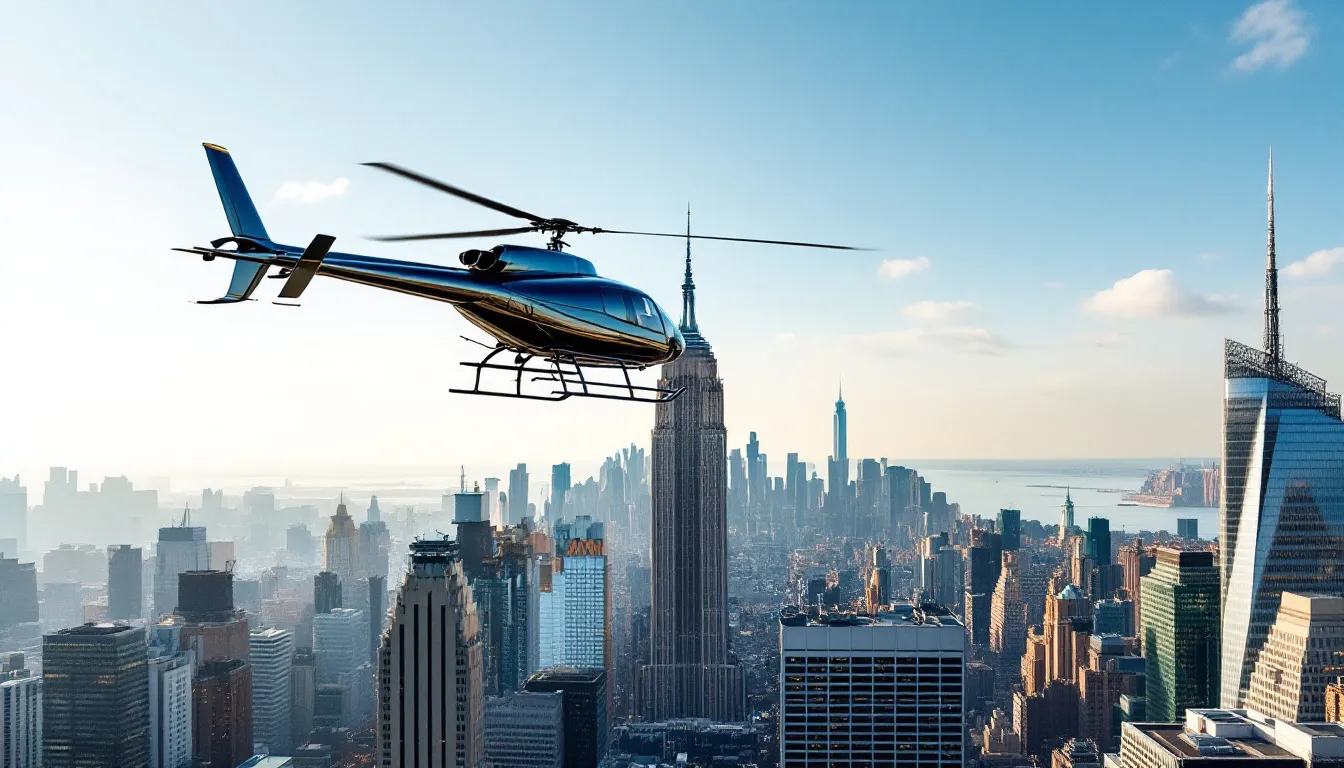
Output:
[175, 143, 862, 402]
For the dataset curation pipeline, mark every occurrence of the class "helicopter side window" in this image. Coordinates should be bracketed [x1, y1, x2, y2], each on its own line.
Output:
[632, 294, 663, 332]
[602, 290, 632, 323]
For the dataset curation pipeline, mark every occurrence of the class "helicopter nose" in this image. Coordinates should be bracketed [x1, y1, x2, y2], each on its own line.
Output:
[667, 329, 685, 359]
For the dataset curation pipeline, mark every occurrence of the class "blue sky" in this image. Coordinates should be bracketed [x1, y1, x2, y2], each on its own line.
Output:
[3, 1, 1343, 485]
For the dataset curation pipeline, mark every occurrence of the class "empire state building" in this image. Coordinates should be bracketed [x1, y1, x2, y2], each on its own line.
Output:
[639, 212, 745, 722]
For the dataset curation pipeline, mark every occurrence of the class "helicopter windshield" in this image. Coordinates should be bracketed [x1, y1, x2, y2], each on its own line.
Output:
[601, 289, 664, 333]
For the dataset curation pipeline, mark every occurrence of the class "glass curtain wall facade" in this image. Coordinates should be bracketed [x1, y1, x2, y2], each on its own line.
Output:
[1139, 548, 1220, 721]
[1220, 340, 1344, 708]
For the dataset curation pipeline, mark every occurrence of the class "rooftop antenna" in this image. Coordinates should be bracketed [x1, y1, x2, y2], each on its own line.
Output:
[180, 504, 190, 527]
[1265, 148, 1282, 370]
[460, 465, 466, 493]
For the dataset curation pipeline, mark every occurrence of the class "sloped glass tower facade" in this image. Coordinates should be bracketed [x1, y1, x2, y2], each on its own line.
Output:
[1219, 157, 1344, 708]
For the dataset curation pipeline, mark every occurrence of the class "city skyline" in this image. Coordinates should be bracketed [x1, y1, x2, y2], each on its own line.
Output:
[6, 2, 1344, 475]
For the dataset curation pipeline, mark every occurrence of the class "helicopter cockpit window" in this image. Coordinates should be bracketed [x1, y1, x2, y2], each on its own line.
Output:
[631, 294, 663, 332]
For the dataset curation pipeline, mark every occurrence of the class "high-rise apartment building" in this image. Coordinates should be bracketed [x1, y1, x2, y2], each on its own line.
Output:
[483, 691, 564, 768]
[640, 232, 744, 722]
[153, 522, 207, 617]
[0, 666, 40, 768]
[314, 607, 365, 687]
[323, 500, 360, 591]
[547, 518, 609, 679]
[779, 604, 966, 766]
[290, 649, 316, 749]
[377, 537, 484, 768]
[1221, 157, 1344, 709]
[509, 465, 530, 526]
[108, 544, 142, 620]
[991, 549, 1029, 699]
[43, 624, 150, 767]
[250, 627, 295, 756]
[523, 667, 608, 768]
[1246, 592, 1344, 723]
[1140, 547, 1220, 721]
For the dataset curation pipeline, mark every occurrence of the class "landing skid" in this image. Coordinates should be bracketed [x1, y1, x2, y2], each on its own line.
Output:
[450, 341, 683, 403]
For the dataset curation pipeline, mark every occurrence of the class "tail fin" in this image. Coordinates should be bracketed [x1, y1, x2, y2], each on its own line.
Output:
[204, 143, 270, 240]
[199, 143, 270, 303]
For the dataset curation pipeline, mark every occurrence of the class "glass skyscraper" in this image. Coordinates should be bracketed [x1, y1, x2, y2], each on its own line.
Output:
[1140, 547, 1220, 721]
[1220, 156, 1344, 708]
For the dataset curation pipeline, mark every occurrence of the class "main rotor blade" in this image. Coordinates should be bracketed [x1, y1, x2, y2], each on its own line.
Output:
[367, 226, 539, 243]
[361, 162, 545, 223]
[599, 229, 871, 251]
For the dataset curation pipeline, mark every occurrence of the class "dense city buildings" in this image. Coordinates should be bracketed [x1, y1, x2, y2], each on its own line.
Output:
[377, 537, 484, 768]
[42, 624, 150, 767]
[314, 571, 342, 614]
[779, 604, 966, 766]
[1245, 592, 1344, 724]
[1220, 159, 1344, 710]
[640, 237, 744, 723]
[476, 522, 540, 694]
[1140, 547, 1221, 722]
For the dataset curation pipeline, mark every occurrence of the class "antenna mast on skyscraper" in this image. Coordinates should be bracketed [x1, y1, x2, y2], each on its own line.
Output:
[1265, 149, 1282, 371]
[460, 465, 466, 493]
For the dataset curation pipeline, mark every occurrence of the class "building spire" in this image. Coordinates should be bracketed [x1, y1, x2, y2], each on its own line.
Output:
[680, 204, 698, 334]
[837, 377, 844, 405]
[1265, 148, 1282, 368]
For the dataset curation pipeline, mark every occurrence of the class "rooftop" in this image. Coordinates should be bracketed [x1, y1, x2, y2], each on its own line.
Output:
[780, 603, 964, 629]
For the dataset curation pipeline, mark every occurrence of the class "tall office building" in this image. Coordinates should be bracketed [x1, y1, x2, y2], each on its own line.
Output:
[0, 477, 25, 556]
[477, 524, 540, 695]
[108, 544, 142, 620]
[1246, 592, 1344, 723]
[1220, 156, 1344, 708]
[314, 571, 342, 614]
[1140, 547, 1220, 721]
[359, 517, 391, 585]
[1060, 488, 1075, 540]
[779, 604, 966, 766]
[1087, 517, 1112, 566]
[509, 465, 530, 526]
[0, 666, 40, 768]
[991, 549, 1028, 703]
[640, 225, 744, 722]
[147, 627, 194, 768]
[0, 557, 38, 633]
[547, 518, 609, 679]
[550, 464, 571, 522]
[323, 499, 360, 591]
[368, 574, 386, 668]
[43, 624, 150, 767]
[483, 691, 564, 768]
[250, 628, 294, 756]
[377, 537, 484, 768]
[153, 521, 208, 617]
[290, 649, 316, 749]
[524, 667, 608, 768]
[833, 384, 849, 492]
[998, 508, 1022, 551]
[454, 488, 493, 586]
[313, 608, 364, 687]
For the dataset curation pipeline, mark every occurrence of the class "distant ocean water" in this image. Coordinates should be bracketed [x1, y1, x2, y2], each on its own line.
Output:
[909, 458, 1220, 538]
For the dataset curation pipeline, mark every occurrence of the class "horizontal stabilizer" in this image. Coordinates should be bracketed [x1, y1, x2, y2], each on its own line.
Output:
[275, 234, 335, 304]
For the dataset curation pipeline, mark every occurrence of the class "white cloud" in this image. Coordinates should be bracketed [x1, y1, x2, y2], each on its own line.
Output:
[1231, 0, 1309, 71]
[878, 257, 930, 280]
[1284, 247, 1344, 278]
[1085, 269, 1234, 318]
[855, 327, 1008, 356]
[273, 177, 350, 204]
[903, 300, 978, 323]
